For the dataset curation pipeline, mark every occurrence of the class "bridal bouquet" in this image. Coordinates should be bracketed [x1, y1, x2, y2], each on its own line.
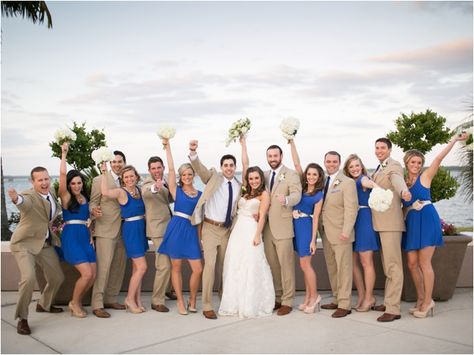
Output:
[157, 125, 176, 149]
[91, 147, 115, 165]
[225, 117, 251, 147]
[53, 128, 76, 145]
[280, 117, 300, 142]
[368, 187, 393, 212]
[459, 127, 473, 150]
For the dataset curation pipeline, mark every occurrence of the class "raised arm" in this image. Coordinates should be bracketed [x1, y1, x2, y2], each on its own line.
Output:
[58, 142, 71, 207]
[253, 191, 270, 246]
[422, 133, 468, 185]
[289, 139, 304, 176]
[240, 135, 249, 185]
[188, 140, 213, 183]
[360, 176, 379, 190]
[100, 162, 122, 200]
[163, 138, 177, 200]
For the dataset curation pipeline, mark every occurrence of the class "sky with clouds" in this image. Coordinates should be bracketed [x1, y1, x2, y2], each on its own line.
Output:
[1, 1, 472, 176]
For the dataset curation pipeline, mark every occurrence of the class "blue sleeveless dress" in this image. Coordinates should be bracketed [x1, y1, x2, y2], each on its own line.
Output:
[293, 191, 323, 257]
[120, 190, 149, 258]
[158, 187, 202, 259]
[354, 176, 380, 252]
[402, 176, 443, 251]
[61, 203, 96, 265]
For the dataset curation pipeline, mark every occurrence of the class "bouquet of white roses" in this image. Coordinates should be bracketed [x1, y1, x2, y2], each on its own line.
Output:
[459, 127, 473, 150]
[368, 187, 393, 212]
[225, 117, 251, 147]
[54, 128, 76, 145]
[280, 117, 300, 142]
[157, 125, 176, 149]
[91, 147, 115, 165]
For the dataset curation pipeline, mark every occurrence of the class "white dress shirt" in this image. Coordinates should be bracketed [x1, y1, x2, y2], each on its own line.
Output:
[205, 177, 240, 222]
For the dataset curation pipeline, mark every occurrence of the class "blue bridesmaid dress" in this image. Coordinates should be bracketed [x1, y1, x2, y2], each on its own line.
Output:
[354, 176, 380, 252]
[120, 190, 149, 258]
[293, 191, 323, 257]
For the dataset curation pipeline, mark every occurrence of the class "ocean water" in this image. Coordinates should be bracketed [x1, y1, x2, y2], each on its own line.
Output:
[3, 172, 473, 228]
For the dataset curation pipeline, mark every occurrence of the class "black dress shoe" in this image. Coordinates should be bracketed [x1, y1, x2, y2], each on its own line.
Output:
[377, 313, 401, 322]
[165, 291, 177, 300]
[36, 304, 63, 313]
[17, 319, 31, 335]
[273, 302, 282, 311]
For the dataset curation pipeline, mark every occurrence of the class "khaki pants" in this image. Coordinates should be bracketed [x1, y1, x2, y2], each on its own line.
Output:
[321, 235, 353, 310]
[91, 236, 127, 309]
[13, 245, 64, 320]
[263, 224, 295, 307]
[201, 222, 230, 312]
[150, 236, 171, 305]
[379, 231, 403, 315]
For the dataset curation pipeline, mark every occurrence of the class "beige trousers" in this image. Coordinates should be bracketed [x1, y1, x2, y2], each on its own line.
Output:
[150, 236, 171, 305]
[379, 231, 403, 315]
[91, 236, 127, 309]
[13, 245, 64, 320]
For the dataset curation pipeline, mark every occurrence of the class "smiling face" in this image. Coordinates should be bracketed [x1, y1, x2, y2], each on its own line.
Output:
[149, 161, 164, 181]
[31, 170, 51, 195]
[347, 159, 363, 179]
[111, 154, 125, 175]
[248, 171, 262, 191]
[375, 142, 391, 163]
[69, 176, 83, 197]
[406, 156, 423, 176]
[180, 168, 194, 186]
[324, 154, 340, 176]
[306, 167, 320, 187]
[122, 169, 138, 188]
[221, 158, 236, 180]
[266, 148, 282, 170]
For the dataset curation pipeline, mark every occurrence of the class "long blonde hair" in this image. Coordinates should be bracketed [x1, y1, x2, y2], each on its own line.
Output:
[177, 163, 195, 186]
[343, 154, 368, 178]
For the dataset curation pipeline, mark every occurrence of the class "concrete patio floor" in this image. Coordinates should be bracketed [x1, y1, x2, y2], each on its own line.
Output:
[1, 288, 472, 354]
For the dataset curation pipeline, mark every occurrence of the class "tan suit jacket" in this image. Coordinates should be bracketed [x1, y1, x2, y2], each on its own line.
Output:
[10, 189, 61, 254]
[265, 165, 302, 239]
[90, 172, 122, 239]
[141, 176, 172, 238]
[321, 172, 358, 244]
[189, 155, 241, 226]
[371, 158, 408, 232]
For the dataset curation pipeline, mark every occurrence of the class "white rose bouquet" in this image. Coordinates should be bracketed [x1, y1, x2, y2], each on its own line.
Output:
[91, 147, 115, 165]
[157, 125, 176, 149]
[280, 117, 300, 142]
[368, 187, 394, 212]
[225, 117, 251, 147]
[54, 128, 76, 145]
[459, 127, 473, 151]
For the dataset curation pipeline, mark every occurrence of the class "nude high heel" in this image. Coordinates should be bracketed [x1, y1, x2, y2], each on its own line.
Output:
[413, 300, 435, 318]
[68, 301, 87, 318]
[304, 294, 322, 314]
[125, 300, 143, 314]
[187, 300, 197, 313]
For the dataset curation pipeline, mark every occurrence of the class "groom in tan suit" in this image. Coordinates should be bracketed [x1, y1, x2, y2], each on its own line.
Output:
[90, 151, 127, 318]
[320, 151, 358, 318]
[8, 167, 65, 335]
[371, 137, 411, 322]
[141, 156, 173, 312]
[188, 140, 241, 319]
[264, 145, 301, 316]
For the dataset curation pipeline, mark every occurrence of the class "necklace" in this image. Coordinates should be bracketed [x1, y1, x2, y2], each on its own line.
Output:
[125, 187, 138, 197]
[183, 188, 198, 198]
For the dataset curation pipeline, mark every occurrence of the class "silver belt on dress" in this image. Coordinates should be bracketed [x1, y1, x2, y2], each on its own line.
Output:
[292, 210, 312, 219]
[404, 200, 432, 219]
[359, 205, 369, 209]
[123, 215, 145, 222]
[174, 211, 192, 220]
[64, 219, 89, 226]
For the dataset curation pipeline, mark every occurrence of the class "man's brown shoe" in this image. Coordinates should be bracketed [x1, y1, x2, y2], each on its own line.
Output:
[372, 304, 386, 312]
[273, 302, 282, 311]
[17, 319, 31, 335]
[93, 308, 111, 318]
[203, 310, 218, 319]
[377, 313, 401, 322]
[104, 303, 126, 310]
[165, 291, 178, 300]
[332, 308, 352, 318]
[151, 304, 170, 312]
[36, 304, 63, 313]
[321, 303, 338, 310]
[277, 305, 292, 316]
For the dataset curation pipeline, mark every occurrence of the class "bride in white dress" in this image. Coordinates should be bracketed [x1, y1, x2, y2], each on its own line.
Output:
[218, 136, 275, 318]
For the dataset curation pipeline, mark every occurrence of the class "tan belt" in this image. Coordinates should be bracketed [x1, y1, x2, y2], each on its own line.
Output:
[123, 215, 145, 222]
[204, 217, 227, 228]
[64, 219, 88, 225]
[174, 211, 192, 221]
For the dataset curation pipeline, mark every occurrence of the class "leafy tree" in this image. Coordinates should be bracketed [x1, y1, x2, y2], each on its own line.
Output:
[454, 113, 473, 202]
[1, 1, 52, 28]
[387, 109, 458, 203]
[1, 158, 12, 240]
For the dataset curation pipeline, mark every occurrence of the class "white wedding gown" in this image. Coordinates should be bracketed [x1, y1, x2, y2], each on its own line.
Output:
[218, 197, 275, 318]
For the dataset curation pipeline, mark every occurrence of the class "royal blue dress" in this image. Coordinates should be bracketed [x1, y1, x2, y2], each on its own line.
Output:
[402, 176, 443, 251]
[61, 203, 96, 265]
[158, 187, 202, 259]
[120, 190, 149, 258]
[293, 191, 323, 257]
[354, 176, 380, 252]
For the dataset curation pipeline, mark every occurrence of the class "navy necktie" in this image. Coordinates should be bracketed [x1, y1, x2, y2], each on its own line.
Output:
[323, 176, 330, 202]
[270, 171, 276, 191]
[46, 195, 52, 220]
[224, 181, 233, 228]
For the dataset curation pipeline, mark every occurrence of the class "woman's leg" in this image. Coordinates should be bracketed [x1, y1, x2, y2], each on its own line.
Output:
[406, 250, 424, 308]
[418, 246, 436, 311]
[352, 252, 365, 308]
[300, 256, 317, 303]
[188, 259, 203, 309]
[72, 263, 94, 307]
[358, 251, 376, 308]
[171, 259, 186, 312]
[127, 256, 147, 308]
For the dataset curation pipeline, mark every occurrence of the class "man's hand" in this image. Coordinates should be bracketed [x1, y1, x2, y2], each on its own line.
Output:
[275, 193, 286, 206]
[91, 206, 103, 218]
[154, 179, 164, 191]
[189, 140, 198, 152]
[8, 188, 18, 204]
[338, 233, 349, 241]
[401, 190, 412, 202]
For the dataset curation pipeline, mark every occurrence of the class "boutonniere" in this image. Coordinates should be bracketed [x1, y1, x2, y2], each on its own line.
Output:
[278, 173, 286, 182]
[381, 161, 388, 169]
[241, 185, 247, 195]
[334, 179, 341, 186]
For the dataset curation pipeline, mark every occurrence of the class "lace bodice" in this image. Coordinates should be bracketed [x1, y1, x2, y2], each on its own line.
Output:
[237, 197, 260, 217]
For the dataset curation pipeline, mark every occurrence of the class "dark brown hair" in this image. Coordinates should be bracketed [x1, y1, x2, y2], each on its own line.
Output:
[244, 166, 266, 199]
[302, 163, 325, 195]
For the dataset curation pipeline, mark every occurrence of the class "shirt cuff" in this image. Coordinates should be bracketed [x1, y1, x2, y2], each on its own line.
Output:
[15, 195, 24, 205]
[150, 184, 158, 194]
[189, 152, 197, 160]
